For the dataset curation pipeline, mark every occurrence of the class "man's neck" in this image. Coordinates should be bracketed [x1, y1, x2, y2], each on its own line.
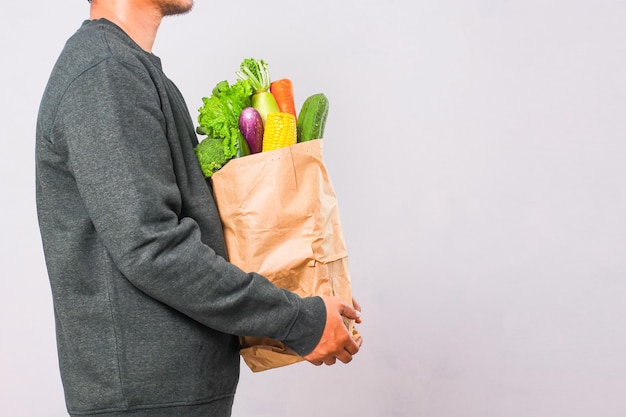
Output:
[90, 1, 162, 52]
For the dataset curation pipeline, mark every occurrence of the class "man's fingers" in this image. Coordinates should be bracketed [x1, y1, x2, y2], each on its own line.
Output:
[344, 337, 360, 356]
[307, 337, 361, 366]
[339, 302, 362, 321]
[352, 298, 363, 324]
[324, 357, 337, 366]
[335, 348, 354, 364]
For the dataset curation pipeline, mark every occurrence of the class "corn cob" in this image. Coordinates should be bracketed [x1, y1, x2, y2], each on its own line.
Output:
[262, 112, 297, 152]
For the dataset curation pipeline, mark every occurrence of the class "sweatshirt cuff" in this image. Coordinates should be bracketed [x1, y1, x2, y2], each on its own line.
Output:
[281, 295, 326, 356]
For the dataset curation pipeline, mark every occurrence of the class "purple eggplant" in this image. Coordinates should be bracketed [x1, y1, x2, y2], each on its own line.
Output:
[238, 107, 264, 154]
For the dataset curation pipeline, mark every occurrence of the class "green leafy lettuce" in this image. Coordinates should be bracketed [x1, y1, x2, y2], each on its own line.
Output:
[195, 79, 253, 177]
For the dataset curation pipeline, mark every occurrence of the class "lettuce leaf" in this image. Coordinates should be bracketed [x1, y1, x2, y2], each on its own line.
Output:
[197, 78, 253, 143]
[195, 79, 253, 176]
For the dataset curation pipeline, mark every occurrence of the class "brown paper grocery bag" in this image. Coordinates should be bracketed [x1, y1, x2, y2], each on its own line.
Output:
[211, 139, 358, 372]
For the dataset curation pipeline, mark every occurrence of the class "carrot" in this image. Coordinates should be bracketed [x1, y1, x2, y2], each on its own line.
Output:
[270, 78, 297, 121]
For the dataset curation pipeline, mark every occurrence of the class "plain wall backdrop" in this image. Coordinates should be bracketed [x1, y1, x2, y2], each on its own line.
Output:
[2, 1, 626, 416]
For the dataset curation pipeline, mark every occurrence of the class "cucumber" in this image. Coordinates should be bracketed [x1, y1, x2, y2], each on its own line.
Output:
[297, 93, 329, 142]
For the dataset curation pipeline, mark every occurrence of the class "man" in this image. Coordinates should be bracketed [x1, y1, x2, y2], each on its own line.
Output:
[35, 1, 362, 416]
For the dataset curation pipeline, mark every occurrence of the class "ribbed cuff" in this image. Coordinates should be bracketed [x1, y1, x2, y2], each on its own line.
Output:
[281, 295, 326, 356]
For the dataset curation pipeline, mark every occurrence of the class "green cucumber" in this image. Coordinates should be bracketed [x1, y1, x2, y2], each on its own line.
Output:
[297, 93, 329, 142]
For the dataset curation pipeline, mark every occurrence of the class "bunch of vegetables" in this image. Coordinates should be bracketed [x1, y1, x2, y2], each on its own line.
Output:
[195, 58, 329, 177]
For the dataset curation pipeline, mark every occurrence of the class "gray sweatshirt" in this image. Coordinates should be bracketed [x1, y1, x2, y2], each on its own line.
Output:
[36, 19, 325, 417]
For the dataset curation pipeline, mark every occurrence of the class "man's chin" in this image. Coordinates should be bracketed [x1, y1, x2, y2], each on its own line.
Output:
[161, 0, 194, 17]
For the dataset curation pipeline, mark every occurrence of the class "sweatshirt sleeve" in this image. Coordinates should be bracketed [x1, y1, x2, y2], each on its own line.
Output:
[53, 57, 325, 356]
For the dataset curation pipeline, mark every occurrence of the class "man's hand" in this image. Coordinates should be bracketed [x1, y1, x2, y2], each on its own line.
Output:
[303, 296, 363, 366]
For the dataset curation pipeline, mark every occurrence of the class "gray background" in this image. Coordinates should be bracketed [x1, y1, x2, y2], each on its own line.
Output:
[2, 1, 626, 416]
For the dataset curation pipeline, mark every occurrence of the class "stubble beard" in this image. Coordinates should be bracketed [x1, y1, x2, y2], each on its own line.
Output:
[159, 0, 194, 17]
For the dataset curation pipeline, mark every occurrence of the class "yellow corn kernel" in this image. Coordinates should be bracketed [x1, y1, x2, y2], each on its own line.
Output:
[262, 112, 297, 152]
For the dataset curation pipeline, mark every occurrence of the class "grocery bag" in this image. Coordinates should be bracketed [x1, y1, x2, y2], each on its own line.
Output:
[210, 139, 358, 372]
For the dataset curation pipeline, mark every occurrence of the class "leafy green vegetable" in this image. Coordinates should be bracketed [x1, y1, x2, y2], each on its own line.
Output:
[195, 79, 253, 177]
[236, 58, 271, 93]
[197, 79, 253, 141]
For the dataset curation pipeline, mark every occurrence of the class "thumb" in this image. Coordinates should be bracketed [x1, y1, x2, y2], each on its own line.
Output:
[339, 302, 362, 321]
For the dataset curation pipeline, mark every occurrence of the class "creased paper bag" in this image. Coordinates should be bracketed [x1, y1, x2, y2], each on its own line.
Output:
[211, 139, 358, 372]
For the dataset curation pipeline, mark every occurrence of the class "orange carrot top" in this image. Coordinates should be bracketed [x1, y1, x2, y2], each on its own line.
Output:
[270, 78, 297, 121]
